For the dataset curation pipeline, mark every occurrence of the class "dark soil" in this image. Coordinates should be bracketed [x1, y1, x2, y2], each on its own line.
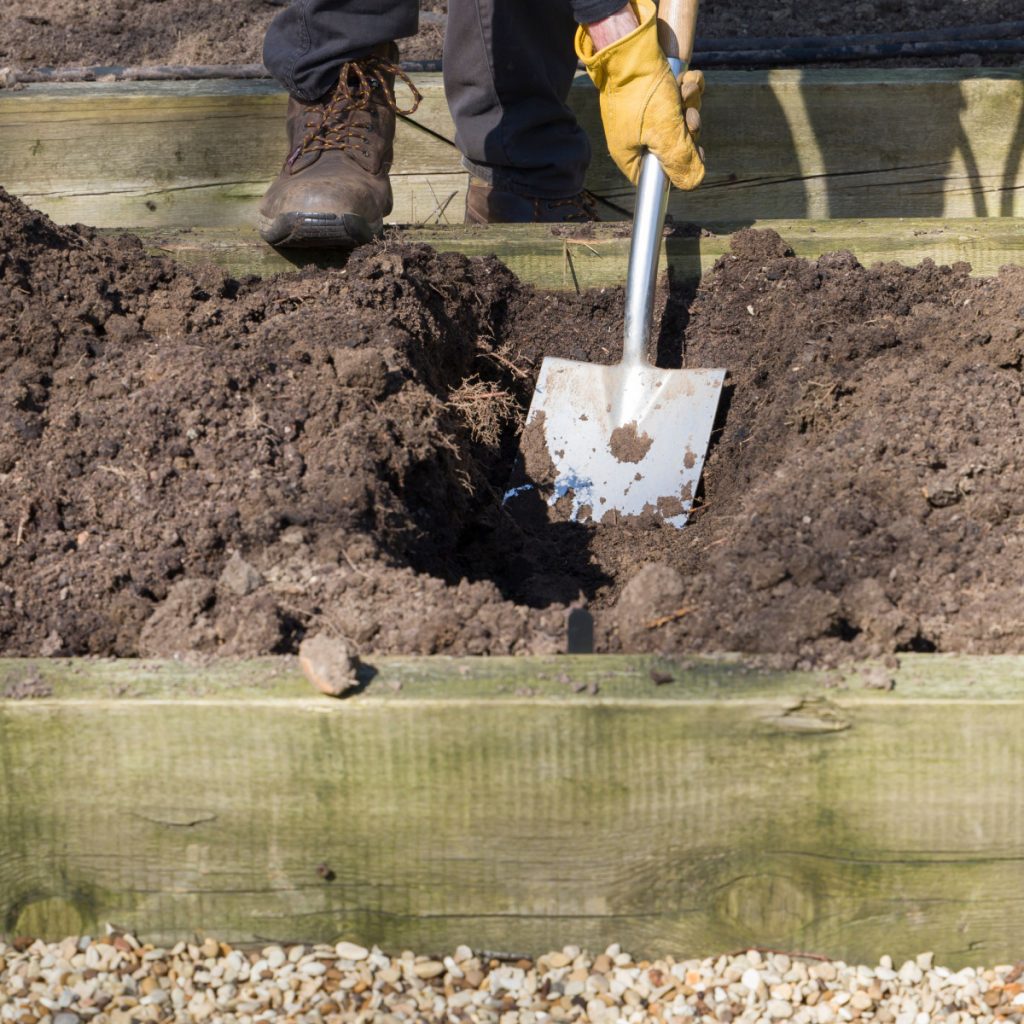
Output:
[3, 188, 1024, 664]
[0, 187, 604, 659]
[2, 0, 1021, 70]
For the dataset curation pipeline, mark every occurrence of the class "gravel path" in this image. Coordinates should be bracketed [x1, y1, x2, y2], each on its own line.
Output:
[1, 936, 1023, 1024]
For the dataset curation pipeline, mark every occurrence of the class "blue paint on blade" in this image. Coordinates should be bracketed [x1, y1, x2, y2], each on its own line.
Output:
[550, 472, 595, 521]
[502, 484, 535, 505]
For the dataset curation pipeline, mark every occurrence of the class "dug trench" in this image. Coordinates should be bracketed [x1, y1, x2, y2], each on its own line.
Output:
[2, 188, 1024, 666]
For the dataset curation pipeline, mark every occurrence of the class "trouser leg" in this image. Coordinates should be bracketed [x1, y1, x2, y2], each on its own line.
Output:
[263, 0, 419, 102]
[443, 0, 590, 199]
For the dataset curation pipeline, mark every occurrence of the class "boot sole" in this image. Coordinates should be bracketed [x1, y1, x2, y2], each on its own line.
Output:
[258, 211, 384, 249]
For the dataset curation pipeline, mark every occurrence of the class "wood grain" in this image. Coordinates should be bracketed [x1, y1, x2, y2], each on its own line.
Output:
[2, 70, 1022, 229]
[128, 219, 1024, 289]
[1, 654, 1022, 963]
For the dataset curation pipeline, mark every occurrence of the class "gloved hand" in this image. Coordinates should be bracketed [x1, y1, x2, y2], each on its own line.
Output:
[575, 0, 705, 191]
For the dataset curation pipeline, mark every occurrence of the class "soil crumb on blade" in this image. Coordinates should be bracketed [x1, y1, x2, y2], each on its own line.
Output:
[518, 410, 557, 487]
[608, 421, 653, 463]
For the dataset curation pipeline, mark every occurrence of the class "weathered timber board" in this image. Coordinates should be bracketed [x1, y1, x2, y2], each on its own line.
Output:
[131, 219, 1024, 287]
[1, 70, 1022, 229]
[1, 654, 1022, 964]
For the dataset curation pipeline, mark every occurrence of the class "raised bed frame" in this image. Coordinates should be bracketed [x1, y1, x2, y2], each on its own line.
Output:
[2, 68, 1024, 963]
[2, 69, 1023, 285]
[2, 654, 1024, 966]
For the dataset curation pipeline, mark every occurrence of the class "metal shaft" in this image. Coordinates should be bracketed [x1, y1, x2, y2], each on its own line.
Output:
[621, 55, 685, 369]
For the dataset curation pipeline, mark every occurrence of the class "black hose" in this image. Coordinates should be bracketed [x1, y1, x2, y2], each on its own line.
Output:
[695, 21, 1024, 52]
[694, 39, 1024, 66]
[1, 23, 1022, 87]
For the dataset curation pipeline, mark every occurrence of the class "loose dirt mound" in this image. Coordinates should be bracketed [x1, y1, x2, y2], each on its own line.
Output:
[655, 230, 1024, 665]
[2, 189, 1023, 663]
[0, 188, 610, 658]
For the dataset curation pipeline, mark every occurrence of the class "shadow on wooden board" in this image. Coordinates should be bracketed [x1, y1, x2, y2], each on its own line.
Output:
[582, 69, 1024, 224]
[2, 71, 1023, 233]
[1003, 94, 1024, 216]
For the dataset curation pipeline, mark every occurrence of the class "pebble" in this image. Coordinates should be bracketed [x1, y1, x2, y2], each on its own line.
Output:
[741, 967, 763, 993]
[413, 959, 446, 979]
[812, 962, 838, 982]
[335, 941, 369, 961]
[1, 936, 1021, 1024]
[899, 960, 924, 985]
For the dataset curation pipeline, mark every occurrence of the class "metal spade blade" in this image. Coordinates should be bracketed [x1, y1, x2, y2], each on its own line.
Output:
[514, 358, 724, 528]
[507, 56, 725, 529]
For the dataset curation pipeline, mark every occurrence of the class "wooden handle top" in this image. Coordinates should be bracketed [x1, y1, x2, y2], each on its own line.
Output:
[656, 0, 700, 64]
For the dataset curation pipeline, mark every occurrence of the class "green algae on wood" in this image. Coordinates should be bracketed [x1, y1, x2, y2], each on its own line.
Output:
[120, 219, 1024, 289]
[1, 653, 1023, 963]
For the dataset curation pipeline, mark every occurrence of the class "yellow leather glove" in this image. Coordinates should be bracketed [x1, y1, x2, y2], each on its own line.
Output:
[575, 0, 705, 191]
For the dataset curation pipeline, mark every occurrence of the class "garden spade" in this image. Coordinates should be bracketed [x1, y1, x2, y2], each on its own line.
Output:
[507, 0, 724, 529]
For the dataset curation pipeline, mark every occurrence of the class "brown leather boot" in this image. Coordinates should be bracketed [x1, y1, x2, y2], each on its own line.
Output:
[465, 177, 599, 225]
[259, 44, 421, 248]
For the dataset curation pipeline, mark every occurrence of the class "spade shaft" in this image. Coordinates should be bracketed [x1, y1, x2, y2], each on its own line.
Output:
[627, 0, 698, 365]
[622, 80, 678, 369]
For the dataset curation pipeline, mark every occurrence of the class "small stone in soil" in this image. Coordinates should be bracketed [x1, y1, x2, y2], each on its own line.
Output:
[298, 633, 361, 697]
[218, 551, 264, 596]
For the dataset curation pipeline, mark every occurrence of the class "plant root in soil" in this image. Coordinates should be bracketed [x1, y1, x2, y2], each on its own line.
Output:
[2, 189, 1024, 666]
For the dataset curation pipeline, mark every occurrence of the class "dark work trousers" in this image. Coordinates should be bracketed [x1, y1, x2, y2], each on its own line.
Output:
[263, 0, 622, 198]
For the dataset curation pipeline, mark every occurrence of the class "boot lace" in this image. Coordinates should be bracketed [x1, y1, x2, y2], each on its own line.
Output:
[544, 190, 599, 223]
[291, 55, 423, 165]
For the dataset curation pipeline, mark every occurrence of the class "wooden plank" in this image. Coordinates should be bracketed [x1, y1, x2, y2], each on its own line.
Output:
[2, 653, 1023, 964]
[602, 69, 1024, 221]
[0, 78, 464, 229]
[2, 70, 1022, 229]
[129, 219, 1024, 289]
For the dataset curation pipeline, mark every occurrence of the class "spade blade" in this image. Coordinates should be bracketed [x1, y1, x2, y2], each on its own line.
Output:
[508, 356, 724, 528]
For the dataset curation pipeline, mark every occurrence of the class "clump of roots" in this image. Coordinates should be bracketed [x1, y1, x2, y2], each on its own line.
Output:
[447, 375, 523, 446]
